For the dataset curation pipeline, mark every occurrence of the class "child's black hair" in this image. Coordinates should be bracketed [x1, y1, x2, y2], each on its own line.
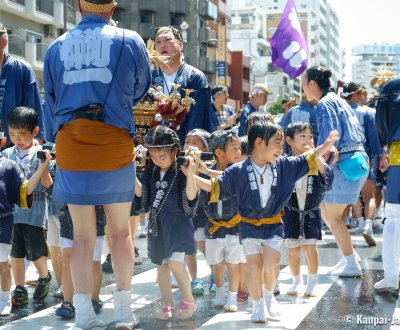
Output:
[285, 122, 313, 140]
[7, 106, 38, 132]
[145, 125, 181, 148]
[240, 136, 248, 156]
[248, 121, 283, 154]
[245, 111, 274, 135]
[304, 66, 332, 89]
[207, 129, 240, 158]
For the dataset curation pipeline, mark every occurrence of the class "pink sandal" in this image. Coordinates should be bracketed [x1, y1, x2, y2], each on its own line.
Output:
[175, 301, 197, 320]
[155, 306, 173, 320]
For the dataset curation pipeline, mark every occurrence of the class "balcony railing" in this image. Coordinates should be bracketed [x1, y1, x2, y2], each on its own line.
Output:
[36, 0, 53, 15]
[8, 35, 25, 57]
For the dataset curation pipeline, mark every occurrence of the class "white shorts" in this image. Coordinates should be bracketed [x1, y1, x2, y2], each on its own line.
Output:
[0, 243, 11, 262]
[60, 236, 104, 262]
[194, 227, 205, 242]
[205, 235, 246, 265]
[285, 238, 318, 249]
[47, 215, 61, 247]
[242, 236, 283, 256]
[161, 252, 185, 264]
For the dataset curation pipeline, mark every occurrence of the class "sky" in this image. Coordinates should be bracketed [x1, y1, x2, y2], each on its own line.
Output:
[327, 0, 399, 79]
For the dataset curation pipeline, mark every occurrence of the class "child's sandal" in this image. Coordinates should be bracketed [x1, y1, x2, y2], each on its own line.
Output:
[176, 300, 197, 320]
[155, 306, 173, 320]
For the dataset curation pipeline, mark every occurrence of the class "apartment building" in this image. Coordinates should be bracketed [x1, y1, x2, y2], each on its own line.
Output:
[352, 43, 400, 95]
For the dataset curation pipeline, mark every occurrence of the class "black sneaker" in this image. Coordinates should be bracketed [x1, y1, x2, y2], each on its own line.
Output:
[135, 247, 140, 258]
[102, 254, 113, 273]
[33, 272, 52, 301]
[11, 285, 28, 306]
[92, 299, 103, 314]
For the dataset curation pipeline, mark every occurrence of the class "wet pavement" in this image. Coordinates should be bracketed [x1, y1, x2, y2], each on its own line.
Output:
[3, 220, 400, 329]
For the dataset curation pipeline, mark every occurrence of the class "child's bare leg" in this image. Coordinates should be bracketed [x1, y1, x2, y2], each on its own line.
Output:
[10, 258, 26, 287]
[185, 254, 197, 281]
[226, 263, 239, 292]
[32, 256, 49, 279]
[169, 260, 193, 303]
[50, 246, 62, 286]
[288, 247, 301, 276]
[303, 245, 318, 274]
[157, 263, 173, 307]
[0, 261, 11, 291]
[245, 253, 263, 300]
[238, 263, 246, 292]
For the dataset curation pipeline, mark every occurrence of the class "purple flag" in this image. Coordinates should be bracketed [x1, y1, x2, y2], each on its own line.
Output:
[270, 0, 309, 79]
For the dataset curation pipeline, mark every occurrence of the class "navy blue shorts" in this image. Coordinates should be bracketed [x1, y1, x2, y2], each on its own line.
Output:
[0, 216, 14, 245]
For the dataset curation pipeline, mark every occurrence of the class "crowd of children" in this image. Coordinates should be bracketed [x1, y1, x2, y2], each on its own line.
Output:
[0, 72, 390, 326]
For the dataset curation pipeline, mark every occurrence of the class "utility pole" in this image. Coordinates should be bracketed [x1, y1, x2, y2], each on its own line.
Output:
[63, 0, 67, 33]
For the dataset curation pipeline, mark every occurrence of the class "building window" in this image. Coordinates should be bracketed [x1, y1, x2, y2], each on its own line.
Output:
[26, 31, 42, 43]
[140, 12, 153, 24]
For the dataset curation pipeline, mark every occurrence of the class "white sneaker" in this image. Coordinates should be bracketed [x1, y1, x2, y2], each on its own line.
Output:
[251, 300, 267, 323]
[264, 294, 281, 317]
[223, 292, 238, 312]
[287, 275, 303, 296]
[362, 220, 377, 246]
[374, 277, 399, 292]
[114, 290, 138, 329]
[329, 262, 362, 277]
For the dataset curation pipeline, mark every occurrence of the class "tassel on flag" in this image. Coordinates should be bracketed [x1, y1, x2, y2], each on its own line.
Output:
[269, 0, 309, 79]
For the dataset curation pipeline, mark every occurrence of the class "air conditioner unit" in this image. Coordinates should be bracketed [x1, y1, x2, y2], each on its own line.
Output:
[44, 24, 55, 38]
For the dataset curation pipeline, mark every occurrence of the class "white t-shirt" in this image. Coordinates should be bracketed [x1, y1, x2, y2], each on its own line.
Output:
[295, 174, 308, 211]
[162, 72, 178, 96]
[252, 163, 273, 208]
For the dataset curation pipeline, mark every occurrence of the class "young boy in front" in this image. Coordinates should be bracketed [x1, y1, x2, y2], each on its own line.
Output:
[2, 107, 53, 306]
[284, 122, 333, 297]
[190, 121, 338, 323]
[0, 147, 51, 314]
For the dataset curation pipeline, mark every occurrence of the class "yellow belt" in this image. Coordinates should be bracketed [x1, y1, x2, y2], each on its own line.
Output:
[208, 213, 241, 235]
[389, 141, 400, 166]
[240, 212, 284, 227]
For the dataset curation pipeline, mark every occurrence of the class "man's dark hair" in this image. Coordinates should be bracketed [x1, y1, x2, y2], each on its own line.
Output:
[247, 121, 283, 154]
[285, 122, 313, 139]
[7, 106, 38, 132]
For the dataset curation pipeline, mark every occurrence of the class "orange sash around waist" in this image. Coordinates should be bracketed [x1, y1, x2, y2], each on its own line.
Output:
[208, 213, 241, 235]
[240, 212, 284, 226]
[56, 119, 134, 171]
